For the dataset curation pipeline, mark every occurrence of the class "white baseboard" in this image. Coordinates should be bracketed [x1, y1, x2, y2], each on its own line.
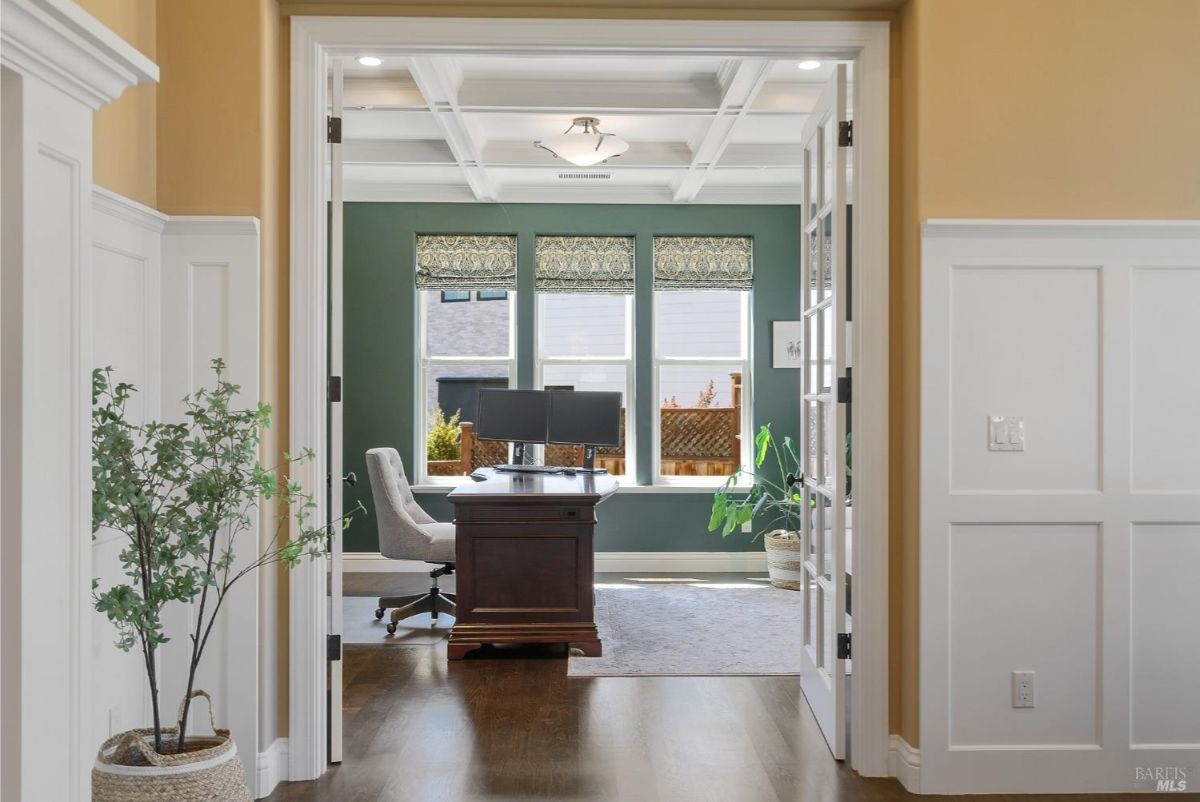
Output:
[256, 737, 289, 799]
[343, 551, 767, 574]
[888, 734, 921, 794]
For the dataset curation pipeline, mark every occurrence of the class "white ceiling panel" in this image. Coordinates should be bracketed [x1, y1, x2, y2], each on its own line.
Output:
[468, 112, 711, 145]
[456, 55, 725, 82]
[342, 109, 442, 140]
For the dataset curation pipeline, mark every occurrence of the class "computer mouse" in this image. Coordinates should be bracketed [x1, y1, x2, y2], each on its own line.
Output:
[561, 468, 577, 476]
[470, 472, 487, 482]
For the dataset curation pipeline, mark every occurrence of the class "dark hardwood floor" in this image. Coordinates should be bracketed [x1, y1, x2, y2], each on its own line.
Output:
[267, 573, 1161, 802]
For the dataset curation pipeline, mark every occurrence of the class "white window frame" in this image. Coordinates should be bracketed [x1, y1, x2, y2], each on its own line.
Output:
[534, 292, 636, 482]
[652, 290, 752, 487]
[415, 289, 516, 485]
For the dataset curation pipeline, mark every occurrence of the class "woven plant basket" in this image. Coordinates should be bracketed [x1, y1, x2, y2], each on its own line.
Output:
[764, 529, 803, 590]
[93, 690, 252, 802]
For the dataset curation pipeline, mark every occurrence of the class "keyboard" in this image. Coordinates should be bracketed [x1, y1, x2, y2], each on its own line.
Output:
[493, 464, 563, 474]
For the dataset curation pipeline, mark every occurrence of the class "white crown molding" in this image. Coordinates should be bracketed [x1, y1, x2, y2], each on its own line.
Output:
[255, 738, 289, 799]
[343, 551, 768, 574]
[923, 219, 1200, 240]
[163, 216, 262, 237]
[0, 0, 158, 109]
[92, 186, 167, 233]
[888, 735, 921, 793]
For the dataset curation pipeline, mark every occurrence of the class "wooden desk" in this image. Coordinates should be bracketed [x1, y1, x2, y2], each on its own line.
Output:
[446, 469, 617, 660]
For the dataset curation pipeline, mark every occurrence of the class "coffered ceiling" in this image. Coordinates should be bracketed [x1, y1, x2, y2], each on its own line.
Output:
[333, 54, 850, 204]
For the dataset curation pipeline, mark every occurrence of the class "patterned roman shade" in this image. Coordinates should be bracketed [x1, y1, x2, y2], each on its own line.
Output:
[653, 236, 753, 290]
[535, 235, 635, 294]
[415, 234, 517, 290]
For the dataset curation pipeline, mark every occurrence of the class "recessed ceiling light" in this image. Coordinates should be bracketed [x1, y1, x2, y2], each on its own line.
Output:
[797, 60, 822, 70]
[356, 56, 382, 67]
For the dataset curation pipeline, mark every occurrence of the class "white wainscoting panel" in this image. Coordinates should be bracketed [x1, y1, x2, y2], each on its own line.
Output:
[921, 220, 1200, 794]
[1130, 267, 1200, 492]
[1130, 523, 1200, 748]
[160, 216, 261, 794]
[90, 187, 165, 756]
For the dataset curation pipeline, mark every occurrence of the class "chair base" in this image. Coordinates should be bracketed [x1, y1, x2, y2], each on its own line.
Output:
[377, 563, 456, 633]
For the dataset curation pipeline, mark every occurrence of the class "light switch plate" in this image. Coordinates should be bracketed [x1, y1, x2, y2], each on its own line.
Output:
[988, 416, 1025, 452]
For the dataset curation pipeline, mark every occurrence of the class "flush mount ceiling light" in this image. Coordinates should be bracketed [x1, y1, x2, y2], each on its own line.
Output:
[797, 60, 822, 70]
[534, 117, 629, 167]
[356, 55, 382, 67]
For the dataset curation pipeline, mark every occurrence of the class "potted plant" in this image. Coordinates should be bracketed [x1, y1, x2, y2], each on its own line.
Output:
[708, 424, 806, 590]
[90, 359, 359, 801]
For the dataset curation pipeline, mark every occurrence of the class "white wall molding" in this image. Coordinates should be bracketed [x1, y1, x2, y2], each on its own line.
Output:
[344, 550, 768, 574]
[921, 219, 1200, 793]
[159, 214, 262, 795]
[93, 186, 167, 233]
[163, 216, 262, 237]
[255, 738, 289, 800]
[0, 0, 157, 109]
[887, 735, 921, 794]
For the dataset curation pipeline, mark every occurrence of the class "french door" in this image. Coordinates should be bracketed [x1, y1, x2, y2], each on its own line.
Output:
[799, 63, 851, 760]
[326, 58, 346, 764]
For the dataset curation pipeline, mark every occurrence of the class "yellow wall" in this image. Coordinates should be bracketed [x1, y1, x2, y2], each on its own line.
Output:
[77, 0, 157, 207]
[81, 0, 1200, 752]
[893, 0, 1200, 746]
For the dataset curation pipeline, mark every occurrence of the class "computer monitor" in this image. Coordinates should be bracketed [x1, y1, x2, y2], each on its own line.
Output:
[547, 391, 622, 472]
[474, 389, 548, 462]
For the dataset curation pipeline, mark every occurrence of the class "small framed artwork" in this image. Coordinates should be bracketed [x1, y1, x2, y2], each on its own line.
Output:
[772, 321, 803, 368]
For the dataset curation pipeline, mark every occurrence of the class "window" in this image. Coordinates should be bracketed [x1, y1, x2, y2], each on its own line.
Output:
[476, 290, 508, 301]
[534, 236, 635, 478]
[440, 290, 470, 303]
[653, 236, 752, 483]
[416, 235, 517, 482]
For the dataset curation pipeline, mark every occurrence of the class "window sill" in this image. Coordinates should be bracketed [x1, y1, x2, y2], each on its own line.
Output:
[413, 481, 751, 495]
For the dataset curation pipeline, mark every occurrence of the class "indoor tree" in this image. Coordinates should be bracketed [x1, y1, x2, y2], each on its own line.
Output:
[92, 359, 360, 754]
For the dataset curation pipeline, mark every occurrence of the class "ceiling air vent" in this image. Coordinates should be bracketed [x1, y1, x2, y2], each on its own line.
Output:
[557, 172, 612, 180]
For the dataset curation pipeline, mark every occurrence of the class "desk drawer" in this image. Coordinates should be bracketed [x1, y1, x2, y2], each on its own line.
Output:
[456, 504, 593, 523]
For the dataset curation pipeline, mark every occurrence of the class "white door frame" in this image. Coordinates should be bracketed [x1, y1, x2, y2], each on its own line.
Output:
[288, 15, 890, 781]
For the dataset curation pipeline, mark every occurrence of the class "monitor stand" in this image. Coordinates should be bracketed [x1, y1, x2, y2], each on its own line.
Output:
[575, 445, 607, 474]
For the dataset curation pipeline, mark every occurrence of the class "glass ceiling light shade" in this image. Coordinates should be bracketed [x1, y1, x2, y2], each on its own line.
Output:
[534, 117, 629, 167]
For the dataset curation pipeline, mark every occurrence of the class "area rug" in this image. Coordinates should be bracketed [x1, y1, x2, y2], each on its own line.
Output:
[568, 581, 803, 677]
[343, 595, 453, 645]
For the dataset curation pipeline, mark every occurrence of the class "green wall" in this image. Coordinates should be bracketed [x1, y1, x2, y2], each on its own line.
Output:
[342, 202, 801, 553]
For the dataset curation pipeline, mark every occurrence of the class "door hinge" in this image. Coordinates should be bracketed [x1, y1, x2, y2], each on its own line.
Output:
[836, 375, 852, 403]
[328, 375, 342, 402]
[327, 633, 342, 662]
[837, 632, 851, 660]
[327, 115, 342, 144]
[838, 120, 853, 147]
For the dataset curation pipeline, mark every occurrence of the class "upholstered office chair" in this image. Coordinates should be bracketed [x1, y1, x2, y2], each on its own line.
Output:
[364, 448, 456, 633]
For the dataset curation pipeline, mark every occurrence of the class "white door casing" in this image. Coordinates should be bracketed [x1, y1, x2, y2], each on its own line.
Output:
[290, 17, 891, 779]
[798, 63, 850, 760]
[327, 58, 346, 765]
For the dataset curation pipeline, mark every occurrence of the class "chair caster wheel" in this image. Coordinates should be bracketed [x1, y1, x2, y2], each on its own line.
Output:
[374, 608, 385, 620]
[386, 622, 397, 635]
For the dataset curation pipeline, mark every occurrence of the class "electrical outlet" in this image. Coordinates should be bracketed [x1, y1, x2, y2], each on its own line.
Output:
[741, 520, 752, 533]
[1012, 671, 1035, 708]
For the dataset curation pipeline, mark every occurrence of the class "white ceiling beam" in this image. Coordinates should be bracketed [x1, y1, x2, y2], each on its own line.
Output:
[482, 140, 693, 169]
[406, 56, 495, 201]
[673, 59, 773, 202]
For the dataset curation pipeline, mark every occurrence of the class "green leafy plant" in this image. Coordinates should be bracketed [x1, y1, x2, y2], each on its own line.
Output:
[92, 359, 360, 755]
[708, 423, 805, 538]
[426, 406, 462, 461]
